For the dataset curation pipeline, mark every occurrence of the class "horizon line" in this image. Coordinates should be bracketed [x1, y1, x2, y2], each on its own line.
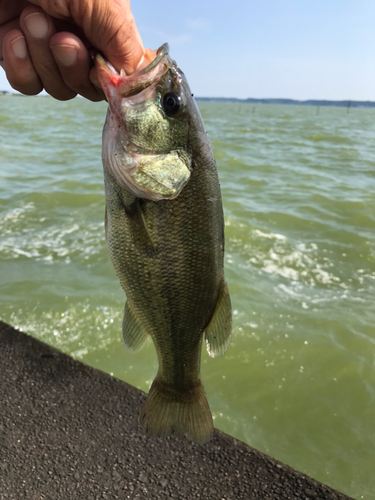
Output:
[1, 90, 374, 107]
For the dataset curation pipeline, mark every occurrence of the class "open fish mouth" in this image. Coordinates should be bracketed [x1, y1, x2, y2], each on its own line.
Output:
[95, 44, 192, 201]
[95, 44, 170, 102]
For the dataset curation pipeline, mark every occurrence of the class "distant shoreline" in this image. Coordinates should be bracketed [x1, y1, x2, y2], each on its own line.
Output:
[1, 90, 374, 108]
[195, 97, 375, 108]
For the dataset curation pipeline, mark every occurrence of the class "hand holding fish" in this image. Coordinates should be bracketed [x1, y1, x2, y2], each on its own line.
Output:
[0, 0, 145, 100]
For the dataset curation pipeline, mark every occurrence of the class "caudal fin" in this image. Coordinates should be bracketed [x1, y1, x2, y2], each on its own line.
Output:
[140, 377, 213, 443]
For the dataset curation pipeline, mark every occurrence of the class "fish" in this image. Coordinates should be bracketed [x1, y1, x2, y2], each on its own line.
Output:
[95, 43, 232, 443]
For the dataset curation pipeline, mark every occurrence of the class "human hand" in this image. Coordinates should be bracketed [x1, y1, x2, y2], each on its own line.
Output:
[0, 0, 145, 101]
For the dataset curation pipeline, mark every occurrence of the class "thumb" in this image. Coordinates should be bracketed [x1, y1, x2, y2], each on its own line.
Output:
[28, 0, 145, 74]
[92, 2, 145, 74]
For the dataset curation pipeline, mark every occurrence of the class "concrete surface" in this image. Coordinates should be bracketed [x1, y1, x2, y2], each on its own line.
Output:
[0, 320, 355, 500]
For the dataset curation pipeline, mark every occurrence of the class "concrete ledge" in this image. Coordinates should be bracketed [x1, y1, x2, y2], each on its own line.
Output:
[0, 320, 354, 500]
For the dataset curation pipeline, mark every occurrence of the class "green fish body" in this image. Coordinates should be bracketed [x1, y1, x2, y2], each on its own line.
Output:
[96, 44, 232, 443]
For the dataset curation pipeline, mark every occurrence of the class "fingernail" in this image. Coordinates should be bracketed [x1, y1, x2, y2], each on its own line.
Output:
[51, 45, 77, 66]
[24, 12, 49, 39]
[11, 36, 28, 59]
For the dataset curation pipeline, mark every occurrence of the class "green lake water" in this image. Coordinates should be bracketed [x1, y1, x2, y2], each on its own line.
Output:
[1, 96, 374, 499]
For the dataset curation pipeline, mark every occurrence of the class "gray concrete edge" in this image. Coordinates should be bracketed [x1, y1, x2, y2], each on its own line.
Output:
[0, 320, 355, 500]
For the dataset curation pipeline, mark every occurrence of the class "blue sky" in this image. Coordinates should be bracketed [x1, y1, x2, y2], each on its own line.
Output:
[1, 0, 375, 100]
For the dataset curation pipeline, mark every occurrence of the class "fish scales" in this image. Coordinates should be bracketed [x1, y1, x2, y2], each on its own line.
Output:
[97, 44, 232, 443]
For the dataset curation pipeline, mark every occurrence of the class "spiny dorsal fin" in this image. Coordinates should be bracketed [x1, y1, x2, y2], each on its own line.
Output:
[204, 279, 232, 358]
[122, 301, 149, 353]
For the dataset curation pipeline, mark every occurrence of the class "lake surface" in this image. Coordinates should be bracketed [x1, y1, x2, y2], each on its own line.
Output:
[1, 96, 374, 499]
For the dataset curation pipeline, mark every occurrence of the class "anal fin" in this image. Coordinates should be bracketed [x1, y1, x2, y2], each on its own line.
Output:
[122, 301, 149, 353]
[204, 279, 232, 358]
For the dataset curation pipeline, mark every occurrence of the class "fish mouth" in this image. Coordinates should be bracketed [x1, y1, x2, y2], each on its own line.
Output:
[95, 43, 170, 101]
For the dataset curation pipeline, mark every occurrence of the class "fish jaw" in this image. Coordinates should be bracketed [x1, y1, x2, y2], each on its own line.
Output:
[95, 48, 168, 112]
[94, 54, 122, 112]
[95, 45, 191, 201]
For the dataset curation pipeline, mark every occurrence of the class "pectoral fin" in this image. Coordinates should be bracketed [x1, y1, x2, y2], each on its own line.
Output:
[122, 301, 149, 353]
[204, 280, 232, 358]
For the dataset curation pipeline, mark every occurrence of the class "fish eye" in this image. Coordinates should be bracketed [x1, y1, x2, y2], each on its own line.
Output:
[162, 92, 182, 116]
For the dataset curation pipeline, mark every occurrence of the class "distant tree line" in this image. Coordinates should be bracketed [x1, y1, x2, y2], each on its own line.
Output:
[196, 97, 375, 108]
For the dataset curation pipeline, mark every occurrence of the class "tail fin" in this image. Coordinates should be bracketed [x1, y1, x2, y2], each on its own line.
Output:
[140, 377, 213, 443]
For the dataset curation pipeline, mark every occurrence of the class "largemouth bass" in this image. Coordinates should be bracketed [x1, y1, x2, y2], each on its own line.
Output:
[95, 44, 232, 443]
